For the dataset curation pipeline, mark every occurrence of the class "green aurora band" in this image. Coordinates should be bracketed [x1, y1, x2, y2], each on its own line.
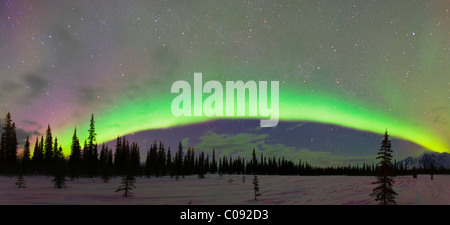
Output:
[56, 85, 449, 156]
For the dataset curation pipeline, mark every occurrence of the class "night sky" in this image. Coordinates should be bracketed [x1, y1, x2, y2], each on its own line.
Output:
[0, 0, 448, 165]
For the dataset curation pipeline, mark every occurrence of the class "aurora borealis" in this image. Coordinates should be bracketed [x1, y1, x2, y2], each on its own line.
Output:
[0, 0, 448, 164]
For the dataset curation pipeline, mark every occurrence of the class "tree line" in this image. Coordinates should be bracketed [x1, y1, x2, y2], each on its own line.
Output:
[0, 112, 447, 178]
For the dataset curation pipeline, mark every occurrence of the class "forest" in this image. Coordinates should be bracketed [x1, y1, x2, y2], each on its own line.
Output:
[0, 112, 445, 179]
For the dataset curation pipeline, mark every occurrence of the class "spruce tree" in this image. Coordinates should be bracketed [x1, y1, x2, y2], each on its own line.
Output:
[52, 172, 67, 189]
[32, 137, 43, 162]
[166, 146, 172, 175]
[43, 124, 53, 162]
[252, 148, 258, 174]
[82, 139, 88, 162]
[55, 147, 64, 161]
[113, 136, 122, 173]
[40, 136, 44, 153]
[84, 114, 98, 177]
[87, 114, 97, 160]
[198, 151, 205, 178]
[130, 142, 141, 176]
[252, 174, 261, 200]
[115, 174, 136, 197]
[0, 114, 7, 162]
[0, 113, 12, 161]
[10, 122, 18, 162]
[1, 112, 18, 163]
[145, 141, 157, 177]
[87, 114, 97, 147]
[16, 174, 26, 188]
[370, 130, 398, 205]
[175, 141, 183, 177]
[22, 136, 31, 166]
[53, 137, 64, 160]
[69, 128, 81, 179]
[157, 141, 166, 176]
[99, 144, 112, 182]
[69, 128, 81, 161]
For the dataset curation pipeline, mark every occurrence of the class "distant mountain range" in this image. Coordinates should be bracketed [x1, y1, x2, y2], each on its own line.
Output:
[397, 152, 450, 169]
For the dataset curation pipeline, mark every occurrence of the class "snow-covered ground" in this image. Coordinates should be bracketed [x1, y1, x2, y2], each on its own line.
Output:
[0, 174, 449, 205]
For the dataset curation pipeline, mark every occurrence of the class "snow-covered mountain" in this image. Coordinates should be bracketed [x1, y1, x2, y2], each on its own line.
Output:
[397, 152, 450, 169]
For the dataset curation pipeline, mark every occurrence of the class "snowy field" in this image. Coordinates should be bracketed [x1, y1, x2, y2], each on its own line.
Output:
[1, 174, 449, 205]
